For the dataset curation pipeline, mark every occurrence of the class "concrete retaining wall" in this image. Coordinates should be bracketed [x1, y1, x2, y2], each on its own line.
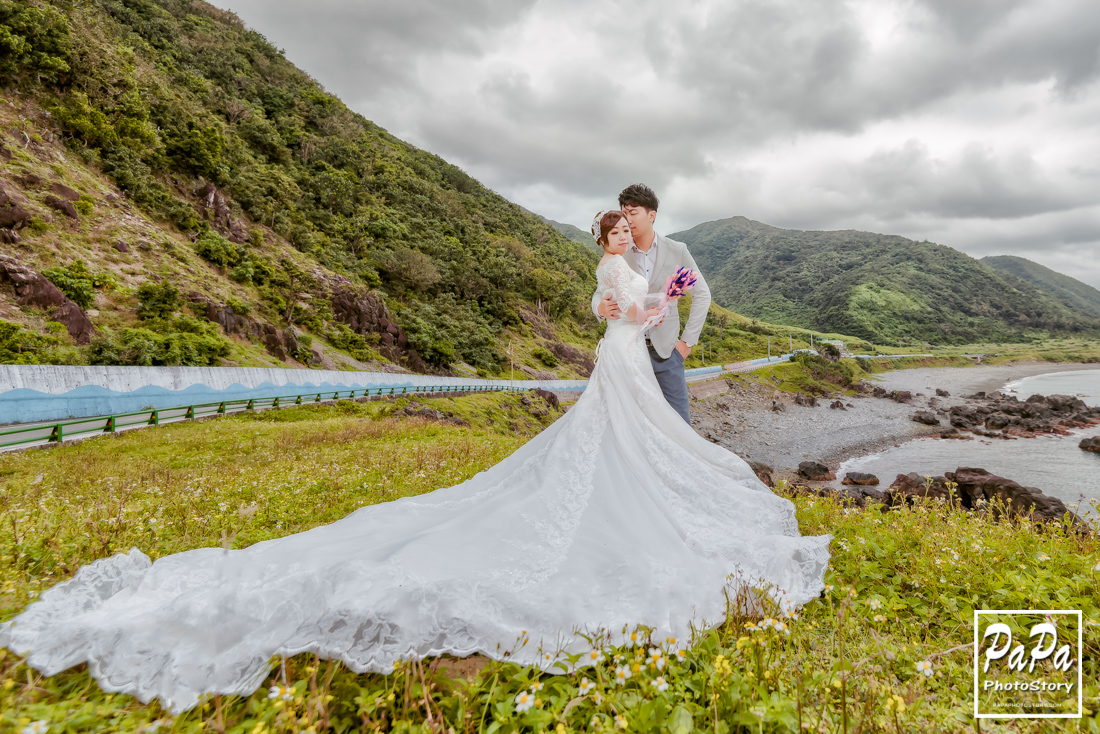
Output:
[0, 365, 588, 424]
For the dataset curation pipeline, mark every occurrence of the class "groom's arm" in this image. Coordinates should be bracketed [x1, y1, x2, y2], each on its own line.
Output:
[679, 247, 711, 346]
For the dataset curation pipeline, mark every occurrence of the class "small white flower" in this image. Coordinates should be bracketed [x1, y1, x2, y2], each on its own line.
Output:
[651, 676, 669, 692]
[1036, 553, 1050, 562]
[868, 598, 882, 611]
[267, 684, 293, 702]
[615, 714, 629, 730]
[578, 678, 595, 695]
[586, 649, 605, 664]
[530, 681, 544, 692]
[647, 647, 666, 669]
[614, 664, 632, 685]
[145, 721, 169, 734]
[22, 722, 49, 734]
[593, 691, 603, 705]
[1093, 561, 1100, 573]
[675, 648, 687, 661]
[916, 660, 933, 677]
[514, 690, 535, 712]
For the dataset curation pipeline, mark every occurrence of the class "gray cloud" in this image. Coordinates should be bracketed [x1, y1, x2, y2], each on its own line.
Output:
[212, 0, 1100, 288]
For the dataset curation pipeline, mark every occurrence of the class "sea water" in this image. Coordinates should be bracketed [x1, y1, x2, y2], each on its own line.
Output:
[837, 369, 1100, 519]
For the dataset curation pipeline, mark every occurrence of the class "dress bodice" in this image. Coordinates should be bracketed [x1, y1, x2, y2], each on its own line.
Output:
[596, 255, 649, 332]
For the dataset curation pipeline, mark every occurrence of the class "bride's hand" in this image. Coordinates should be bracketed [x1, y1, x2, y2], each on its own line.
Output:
[645, 306, 662, 320]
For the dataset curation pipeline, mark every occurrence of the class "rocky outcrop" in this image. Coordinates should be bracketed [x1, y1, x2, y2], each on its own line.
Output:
[48, 182, 80, 201]
[0, 187, 30, 231]
[44, 195, 78, 219]
[0, 254, 94, 343]
[748, 460, 775, 488]
[794, 393, 817, 407]
[197, 183, 249, 243]
[548, 342, 594, 376]
[828, 399, 846, 410]
[1080, 436, 1100, 454]
[842, 472, 879, 486]
[532, 388, 560, 410]
[935, 388, 950, 397]
[798, 460, 835, 481]
[885, 467, 1083, 527]
[395, 401, 471, 427]
[911, 410, 939, 425]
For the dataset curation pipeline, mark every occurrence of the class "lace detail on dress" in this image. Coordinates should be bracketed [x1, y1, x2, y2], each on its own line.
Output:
[1, 251, 831, 713]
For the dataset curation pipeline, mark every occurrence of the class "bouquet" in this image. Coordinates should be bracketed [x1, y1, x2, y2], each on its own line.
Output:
[638, 266, 698, 333]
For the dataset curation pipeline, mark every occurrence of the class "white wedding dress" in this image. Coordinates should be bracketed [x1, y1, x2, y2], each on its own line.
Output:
[1, 255, 831, 713]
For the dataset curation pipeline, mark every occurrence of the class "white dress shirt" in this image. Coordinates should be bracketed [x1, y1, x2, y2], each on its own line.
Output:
[630, 236, 659, 283]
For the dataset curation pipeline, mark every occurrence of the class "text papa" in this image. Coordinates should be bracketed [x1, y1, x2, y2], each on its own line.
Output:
[982, 622, 1076, 674]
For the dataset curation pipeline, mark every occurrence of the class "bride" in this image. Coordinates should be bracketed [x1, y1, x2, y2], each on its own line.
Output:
[1, 210, 831, 714]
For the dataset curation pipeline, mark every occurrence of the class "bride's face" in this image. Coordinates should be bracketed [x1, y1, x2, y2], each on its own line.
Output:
[603, 218, 632, 255]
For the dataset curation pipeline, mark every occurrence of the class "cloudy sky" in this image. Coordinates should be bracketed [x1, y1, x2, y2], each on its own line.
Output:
[212, 0, 1100, 287]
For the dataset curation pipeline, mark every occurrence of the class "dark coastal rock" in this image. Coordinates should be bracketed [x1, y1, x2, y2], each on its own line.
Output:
[798, 461, 835, 481]
[793, 483, 884, 508]
[945, 467, 1079, 525]
[770, 400, 786, 412]
[892, 390, 912, 403]
[911, 410, 940, 425]
[1080, 436, 1100, 454]
[794, 393, 817, 407]
[0, 254, 94, 343]
[886, 472, 955, 503]
[935, 388, 950, 397]
[842, 472, 879, 486]
[0, 228, 19, 244]
[748, 460, 775, 488]
[113, 241, 130, 253]
[548, 342, 594, 376]
[829, 400, 846, 410]
[44, 194, 78, 219]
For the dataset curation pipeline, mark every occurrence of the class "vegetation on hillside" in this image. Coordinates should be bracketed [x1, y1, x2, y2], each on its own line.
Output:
[673, 217, 1100, 346]
[983, 255, 1100, 319]
[0, 0, 598, 372]
[1, 397, 1096, 732]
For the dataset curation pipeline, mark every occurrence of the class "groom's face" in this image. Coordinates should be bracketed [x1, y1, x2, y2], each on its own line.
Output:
[622, 205, 656, 240]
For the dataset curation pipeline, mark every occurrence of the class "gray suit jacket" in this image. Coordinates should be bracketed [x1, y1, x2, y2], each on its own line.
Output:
[590, 232, 711, 359]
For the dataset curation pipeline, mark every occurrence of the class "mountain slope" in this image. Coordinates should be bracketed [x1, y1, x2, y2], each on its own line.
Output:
[0, 0, 598, 374]
[671, 216, 1100, 345]
[537, 216, 600, 254]
[981, 255, 1100, 319]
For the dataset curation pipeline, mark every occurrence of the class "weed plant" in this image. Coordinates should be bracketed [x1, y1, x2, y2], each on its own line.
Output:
[0, 397, 1097, 732]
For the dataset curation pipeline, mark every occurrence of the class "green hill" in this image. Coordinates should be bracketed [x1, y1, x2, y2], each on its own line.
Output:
[0, 0, 599, 375]
[533, 214, 599, 254]
[981, 255, 1100, 318]
[670, 216, 1100, 345]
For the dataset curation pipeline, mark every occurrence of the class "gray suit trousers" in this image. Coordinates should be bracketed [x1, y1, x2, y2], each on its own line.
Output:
[648, 345, 690, 424]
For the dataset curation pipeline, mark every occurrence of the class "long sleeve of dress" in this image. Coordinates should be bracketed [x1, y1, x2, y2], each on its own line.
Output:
[606, 257, 649, 324]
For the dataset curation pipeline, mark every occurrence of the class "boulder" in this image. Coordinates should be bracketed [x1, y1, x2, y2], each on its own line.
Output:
[829, 399, 846, 410]
[911, 411, 940, 425]
[886, 472, 955, 503]
[945, 467, 1079, 524]
[794, 393, 817, 407]
[842, 472, 879, 486]
[892, 390, 912, 403]
[0, 254, 94, 343]
[48, 182, 80, 201]
[1080, 436, 1100, 454]
[17, 172, 43, 188]
[935, 388, 950, 397]
[0, 188, 30, 229]
[532, 388, 560, 410]
[798, 461, 835, 481]
[748, 461, 775, 488]
[113, 241, 131, 253]
[0, 228, 19, 244]
[44, 195, 78, 219]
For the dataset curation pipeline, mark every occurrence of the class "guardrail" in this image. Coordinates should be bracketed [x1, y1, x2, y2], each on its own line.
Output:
[0, 383, 529, 453]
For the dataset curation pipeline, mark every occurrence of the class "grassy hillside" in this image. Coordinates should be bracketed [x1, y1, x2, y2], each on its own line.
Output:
[0, 0, 601, 375]
[672, 217, 1100, 346]
[536, 215, 600, 254]
[982, 255, 1100, 318]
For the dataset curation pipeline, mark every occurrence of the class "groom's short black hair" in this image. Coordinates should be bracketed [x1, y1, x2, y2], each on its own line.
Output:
[619, 183, 659, 212]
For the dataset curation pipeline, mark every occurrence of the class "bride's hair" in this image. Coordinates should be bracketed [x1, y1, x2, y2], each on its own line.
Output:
[596, 210, 627, 248]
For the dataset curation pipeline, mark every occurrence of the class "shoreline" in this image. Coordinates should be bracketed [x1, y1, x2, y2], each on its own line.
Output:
[688, 360, 1100, 478]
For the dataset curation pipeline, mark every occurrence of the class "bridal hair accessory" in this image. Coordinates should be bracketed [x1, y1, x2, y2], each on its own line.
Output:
[590, 210, 610, 241]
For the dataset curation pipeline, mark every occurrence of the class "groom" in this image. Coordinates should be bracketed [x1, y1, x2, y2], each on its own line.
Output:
[592, 183, 711, 424]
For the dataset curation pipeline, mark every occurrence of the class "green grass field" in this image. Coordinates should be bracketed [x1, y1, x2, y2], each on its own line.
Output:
[1, 394, 1097, 732]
